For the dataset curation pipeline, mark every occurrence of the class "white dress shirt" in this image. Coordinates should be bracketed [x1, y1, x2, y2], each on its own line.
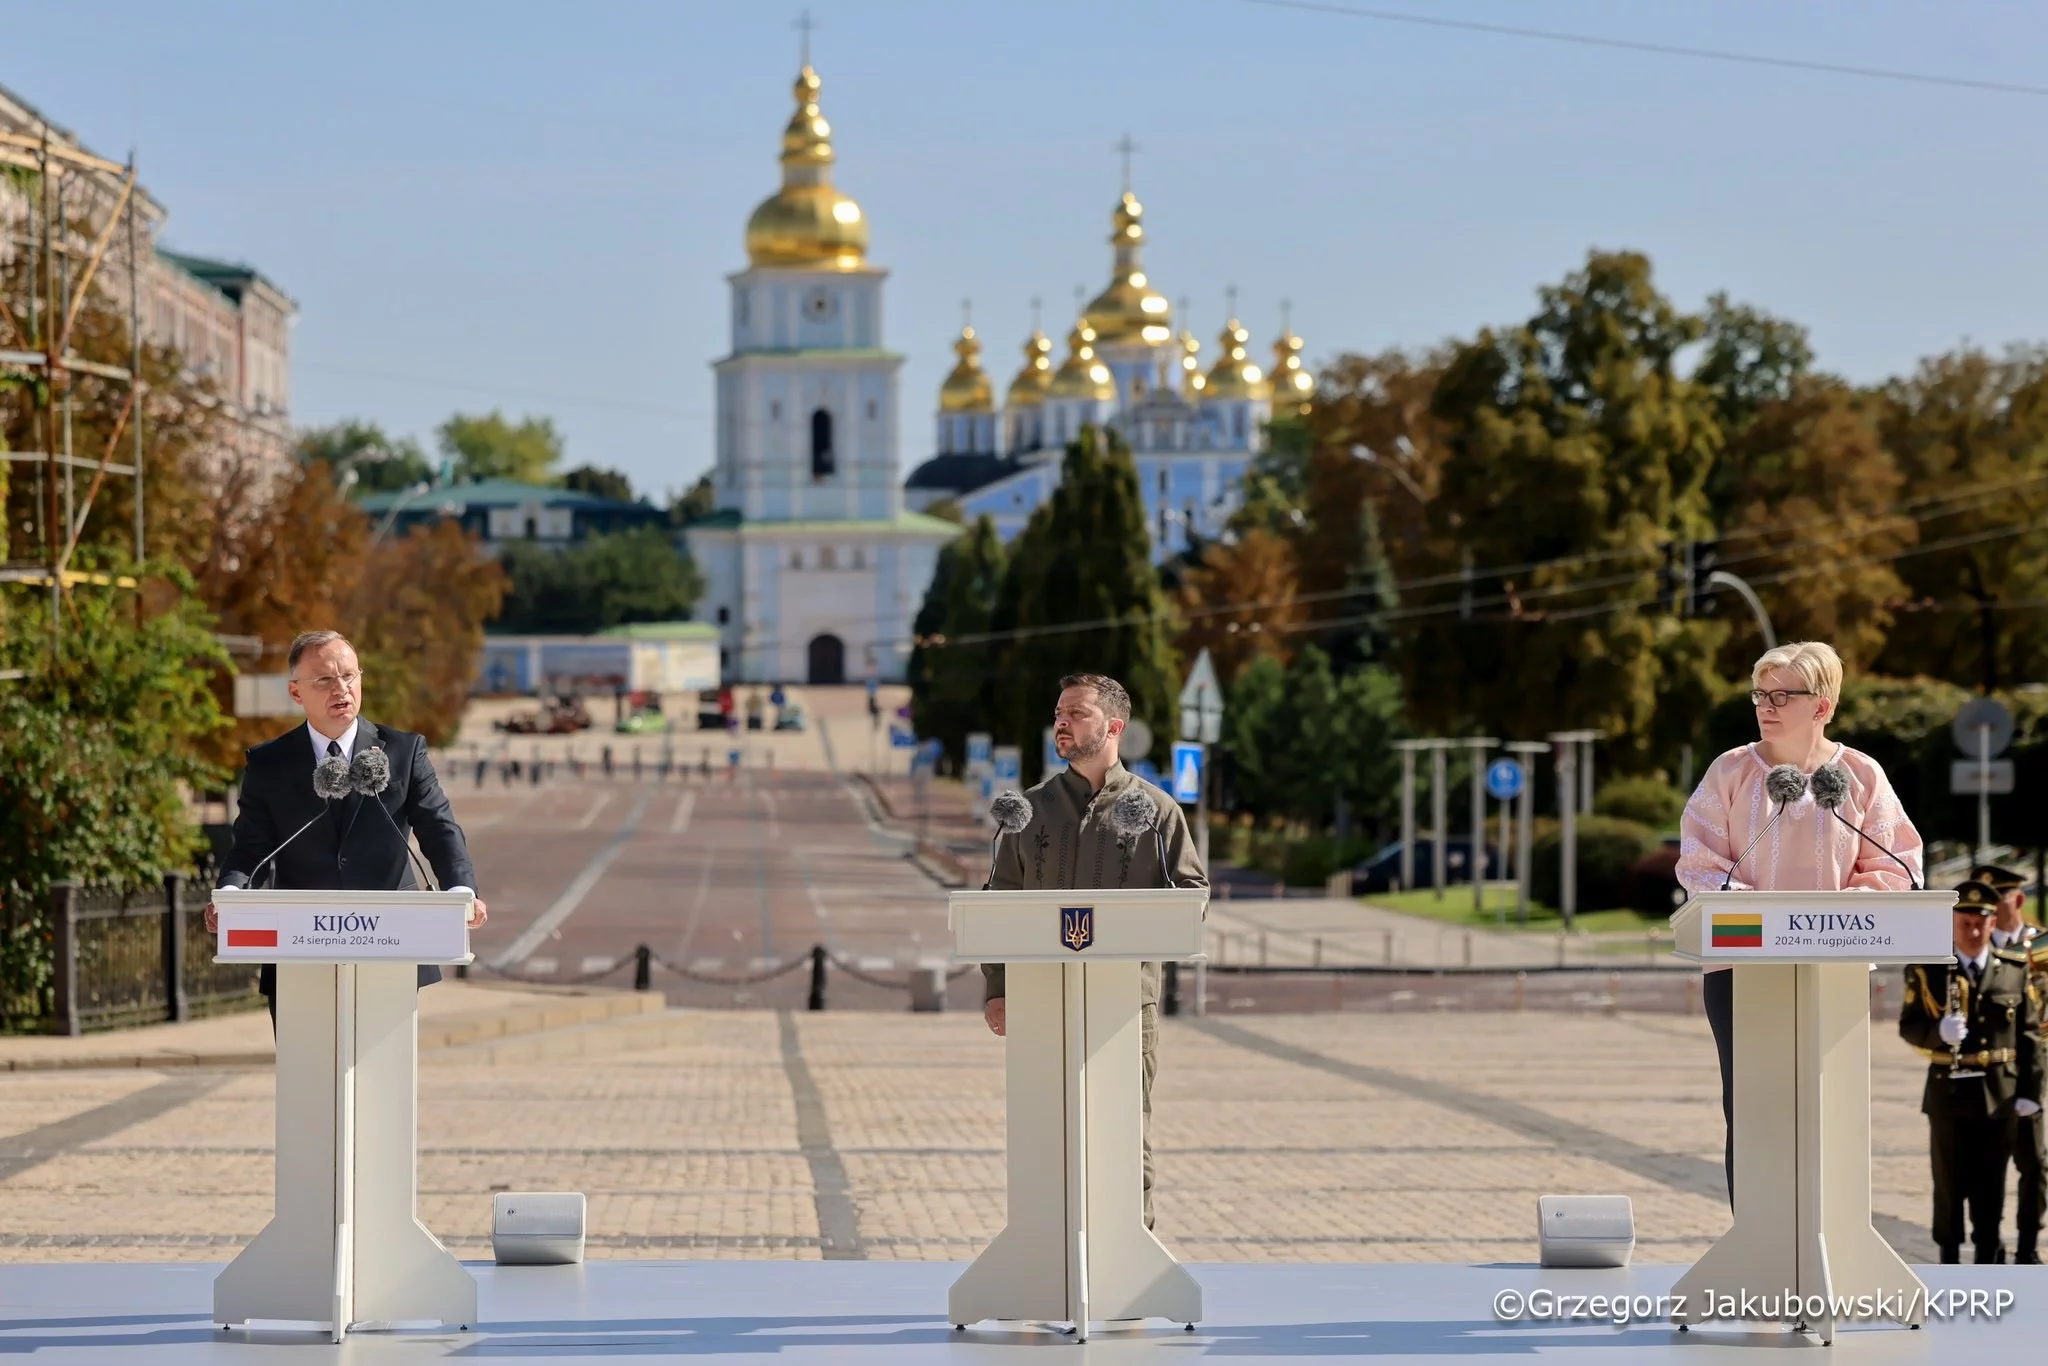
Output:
[308, 717, 360, 762]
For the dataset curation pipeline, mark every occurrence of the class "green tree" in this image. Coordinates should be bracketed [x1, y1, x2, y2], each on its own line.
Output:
[297, 420, 434, 493]
[991, 427, 1178, 782]
[1872, 346, 2048, 692]
[907, 515, 1007, 771]
[1218, 645, 1407, 832]
[0, 567, 229, 1012]
[561, 465, 635, 503]
[437, 410, 564, 485]
[667, 473, 718, 526]
[493, 527, 703, 634]
[1409, 250, 1726, 767]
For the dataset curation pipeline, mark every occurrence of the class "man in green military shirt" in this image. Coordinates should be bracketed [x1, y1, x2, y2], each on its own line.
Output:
[981, 673, 1207, 1230]
[1900, 880, 2044, 1263]
[1977, 862, 2045, 1262]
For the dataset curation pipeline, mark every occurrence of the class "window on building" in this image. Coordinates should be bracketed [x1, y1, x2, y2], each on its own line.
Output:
[736, 290, 749, 325]
[866, 399, 878, 420]
[790, 548, 803, 569]
[717, 605, 731, 625]
[811, 408, 835, 479]
[852, 546, 866, 569]
[1234, 407, 1247, 441]
[1158, 466, 1169, 494]
[819, 545, 837, 569]
[524, 516, 539, 540]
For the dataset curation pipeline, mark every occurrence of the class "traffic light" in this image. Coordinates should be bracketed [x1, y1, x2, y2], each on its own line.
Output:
[1687, 540, 1720, 617]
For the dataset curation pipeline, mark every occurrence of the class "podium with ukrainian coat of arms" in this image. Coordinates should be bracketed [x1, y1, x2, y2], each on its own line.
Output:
[947, 886, 1208, 1340]
[1668, 888, 1953, 1343]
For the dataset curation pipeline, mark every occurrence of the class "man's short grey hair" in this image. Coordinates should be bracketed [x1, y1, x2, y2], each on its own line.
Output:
[1058, 673, 1132, 722]
[287, 630, 353, 674]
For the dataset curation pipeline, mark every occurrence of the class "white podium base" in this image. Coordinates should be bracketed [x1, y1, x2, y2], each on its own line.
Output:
[948, 960, 1200, 1338]
[1670, 964, 1926, 1343]
[212, 962, 475, 1341]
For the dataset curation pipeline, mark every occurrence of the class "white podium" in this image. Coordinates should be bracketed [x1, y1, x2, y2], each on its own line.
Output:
[211, 889, 478, 1342]
[948, 887, 1207, 1340]
[1669, 889, 1953, 1342]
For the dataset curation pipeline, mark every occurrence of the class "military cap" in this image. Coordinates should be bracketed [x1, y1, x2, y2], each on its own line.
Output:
[1972, 864, 2025, 892]
[1952, 880, 1999, 915]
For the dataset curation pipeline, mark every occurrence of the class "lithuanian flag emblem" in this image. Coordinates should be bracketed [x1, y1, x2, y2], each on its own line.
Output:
[1711, 913, 1764, 949]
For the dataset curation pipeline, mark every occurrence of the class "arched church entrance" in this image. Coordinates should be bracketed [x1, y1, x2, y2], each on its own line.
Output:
[807, 633, 846, 685]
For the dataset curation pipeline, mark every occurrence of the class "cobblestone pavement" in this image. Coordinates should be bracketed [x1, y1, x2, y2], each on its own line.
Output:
[0, 1005, 1981, 1267]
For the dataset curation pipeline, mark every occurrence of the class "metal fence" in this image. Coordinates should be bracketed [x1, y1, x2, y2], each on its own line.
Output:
[27, 873, 263, 1035]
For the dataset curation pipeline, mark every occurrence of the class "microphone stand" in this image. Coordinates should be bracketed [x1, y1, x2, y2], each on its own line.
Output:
[244, 801, 339, 889]
[1721, 801, 1790, 892]
[358, 786, 439, 891]
[1822, 809, 1922, 891]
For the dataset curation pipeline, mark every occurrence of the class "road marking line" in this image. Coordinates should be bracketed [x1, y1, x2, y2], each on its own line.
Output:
[579, 955, 618, 974]
[525, 957, 558, 975]
[489, 788, 654, 968]
[669, 789, 696, 834]
[573, 791, 614, 831]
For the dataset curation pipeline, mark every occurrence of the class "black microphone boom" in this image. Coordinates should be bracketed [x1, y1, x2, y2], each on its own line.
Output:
[243, 755, 354, 888]
[350, 747, 438, 891]
[1811, 761, 1921, 890]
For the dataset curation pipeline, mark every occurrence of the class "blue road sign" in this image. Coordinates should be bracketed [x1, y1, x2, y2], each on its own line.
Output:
[1041, 727, 1066, 775]
[992, 746, 1023, 785]
[1170, 742, 1204, 804]
[890, 727, 918, 749]
[770, 686, 786, 707]
[966, 733, 992, 767]
[1486, 757, 1525, 802]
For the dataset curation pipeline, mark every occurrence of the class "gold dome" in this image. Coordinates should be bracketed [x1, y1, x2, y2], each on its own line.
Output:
[1203, 318, 1268, 400]
[1269, 328, 1314, 414]
[1046, 320, 1117, 400]
[1081, 192, 1172, 346]
[938, 326, 995, 413]
[1177, 326, 1205, 398]
[1006, 328, 1055, 408]
[744, 65, 869, 269]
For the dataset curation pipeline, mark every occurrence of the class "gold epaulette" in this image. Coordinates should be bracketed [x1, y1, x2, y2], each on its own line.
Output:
[1996, 946, 2031, 967]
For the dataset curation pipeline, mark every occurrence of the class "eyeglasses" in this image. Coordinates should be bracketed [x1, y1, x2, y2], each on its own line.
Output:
[295, 671, 362, 694]
[1750, 688, 1815, 709]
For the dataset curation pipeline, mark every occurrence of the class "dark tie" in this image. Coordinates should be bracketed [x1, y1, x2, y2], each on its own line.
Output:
[328, 740, 342, 759]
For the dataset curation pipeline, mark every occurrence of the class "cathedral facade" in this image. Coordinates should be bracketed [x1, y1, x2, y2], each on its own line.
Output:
[684, 62, 958, 686]
[904, 191, 1314, 563]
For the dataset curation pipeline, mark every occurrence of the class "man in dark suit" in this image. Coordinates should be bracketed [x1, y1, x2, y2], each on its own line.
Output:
[203, 630, 487, 1024]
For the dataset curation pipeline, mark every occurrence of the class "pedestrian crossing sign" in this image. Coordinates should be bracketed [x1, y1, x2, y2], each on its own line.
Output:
[1170, 742, 1204, 804]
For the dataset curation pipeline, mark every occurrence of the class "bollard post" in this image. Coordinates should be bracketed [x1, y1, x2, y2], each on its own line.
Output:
[162, 873, 188, 1024]
[1606, 971, 1620, 1017]
[1259, 932, 1268, 967]
[1383, 929, 1394, 966]
[1462, 931, 1472, 969]
[1162, 961, 1181, 1017]
[1556, 932, 1567, 968]
[1513, 970, 1526, 1012]
[634, 944, 653, 992]
[808, 944, 828, 1011]
[51, 881, 81, 1037]
[1312, 936, 1323, 969]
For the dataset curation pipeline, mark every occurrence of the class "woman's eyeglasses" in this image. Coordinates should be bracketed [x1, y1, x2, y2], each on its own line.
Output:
[1750, 688, 1814, 709]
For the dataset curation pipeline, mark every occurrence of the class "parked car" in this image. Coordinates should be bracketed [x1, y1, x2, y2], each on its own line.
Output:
[1349, 839, 1501, 895]
[495, 695, 591, 735]
[614, 691, 668, 734]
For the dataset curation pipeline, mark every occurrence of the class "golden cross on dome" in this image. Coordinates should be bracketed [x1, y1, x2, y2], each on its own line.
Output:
[960, 298, 972, 332]
[1114, 134, 1140, 191]
[794, 10, 818, 66]
[1030, 296, 1042, 331]
[1226, 284, 1239, 319]
[1280, 298, 1293, 333]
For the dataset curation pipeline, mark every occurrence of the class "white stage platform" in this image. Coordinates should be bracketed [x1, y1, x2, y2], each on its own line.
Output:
[0, 1260, 2041, 1362]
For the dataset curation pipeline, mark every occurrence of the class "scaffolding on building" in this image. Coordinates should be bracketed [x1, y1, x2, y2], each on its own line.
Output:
[0, 117, 148, 673]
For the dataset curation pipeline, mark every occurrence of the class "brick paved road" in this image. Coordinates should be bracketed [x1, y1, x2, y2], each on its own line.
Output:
[0, 1006, 1978, 1267]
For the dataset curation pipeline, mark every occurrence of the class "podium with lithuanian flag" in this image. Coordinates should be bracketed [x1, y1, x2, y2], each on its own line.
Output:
[1668, 888, 1953, 1343]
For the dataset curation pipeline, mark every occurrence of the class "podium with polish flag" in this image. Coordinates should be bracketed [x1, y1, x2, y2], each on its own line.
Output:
[211, 888, 476, 1342]
[1669, 888, 1953, 1343]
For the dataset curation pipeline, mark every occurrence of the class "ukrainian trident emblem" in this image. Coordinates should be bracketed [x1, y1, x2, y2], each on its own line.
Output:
[1060, 905, 1095, 953]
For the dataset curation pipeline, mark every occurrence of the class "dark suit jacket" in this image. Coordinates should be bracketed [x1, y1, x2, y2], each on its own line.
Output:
[1901, 950, 2043, 1118]
[219, 720, 477, 997]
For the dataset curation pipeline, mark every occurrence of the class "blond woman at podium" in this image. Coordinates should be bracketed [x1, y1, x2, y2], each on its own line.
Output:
[1675, 640, 1924, 1203]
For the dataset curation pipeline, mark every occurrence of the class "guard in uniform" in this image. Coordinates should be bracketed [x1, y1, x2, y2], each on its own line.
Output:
[1977, 863, 2045, 1262]
[1900, 880, 2044, 1263]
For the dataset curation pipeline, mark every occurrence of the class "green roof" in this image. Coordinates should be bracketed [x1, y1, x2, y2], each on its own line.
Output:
[354, 478, 650, 514]
[598, 621, 719, 642]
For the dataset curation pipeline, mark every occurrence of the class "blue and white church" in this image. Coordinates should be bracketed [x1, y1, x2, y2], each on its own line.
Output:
[904, 191, 1316, 562]
[684, 61, 958, 685]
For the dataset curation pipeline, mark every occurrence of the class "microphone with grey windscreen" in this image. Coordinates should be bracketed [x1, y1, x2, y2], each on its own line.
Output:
[349, 747, 438, 890]
[1811, 761, 1920, 889]
[985, 790, 1033, 890]
[243, 755, 355, 888]
[1108, 784, 1173, 888]
[1721, 764, 1810, 891]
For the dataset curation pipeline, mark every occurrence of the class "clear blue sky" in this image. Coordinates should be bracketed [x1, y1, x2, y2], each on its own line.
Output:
[7, 1, 2046, 501]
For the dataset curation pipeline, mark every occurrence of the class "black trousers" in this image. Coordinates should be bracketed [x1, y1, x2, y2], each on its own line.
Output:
[1929, 1091, 2016, 1259]
[2017, 1109, 2045, 1255]
[1703, 969, 1734, 1206]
